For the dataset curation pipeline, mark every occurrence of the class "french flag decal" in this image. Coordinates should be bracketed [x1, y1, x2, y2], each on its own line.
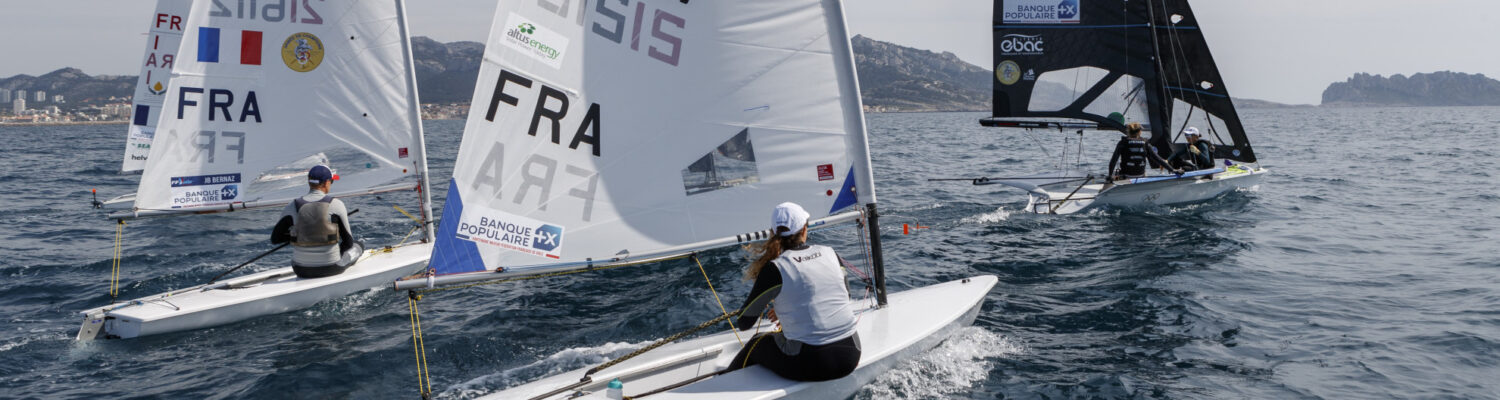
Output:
[197, 27, 262, 65]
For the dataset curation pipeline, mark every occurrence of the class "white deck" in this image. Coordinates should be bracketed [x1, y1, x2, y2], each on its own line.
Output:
[980, 164, 1267, 214]
[78, 242, 432, 339]
[483, 275, 997, 400]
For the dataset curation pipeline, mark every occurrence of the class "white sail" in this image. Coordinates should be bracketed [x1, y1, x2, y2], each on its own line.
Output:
[129, 0, 425, 216]
[425, 0, 876, 278]
[122, 0, 193, 172]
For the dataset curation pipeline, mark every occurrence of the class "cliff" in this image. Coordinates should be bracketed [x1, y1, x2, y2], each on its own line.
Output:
[1322, 71, 1500, 107]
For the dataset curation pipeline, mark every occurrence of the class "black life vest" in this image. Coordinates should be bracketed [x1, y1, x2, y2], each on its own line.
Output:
[292, 196, 338, 247]
[1118, 138, 1150, 176]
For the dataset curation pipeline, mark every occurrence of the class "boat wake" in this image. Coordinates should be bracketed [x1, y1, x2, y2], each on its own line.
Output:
[961, 207, 1012, 224]
[439, 340, 653, 399]
[856, 327, 1022, 399]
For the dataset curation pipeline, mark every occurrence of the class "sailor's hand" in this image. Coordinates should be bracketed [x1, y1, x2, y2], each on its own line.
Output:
[1174, 169, 1184, 176]
[1189, 146, 1201, 155]
[767, 308, 778, 323]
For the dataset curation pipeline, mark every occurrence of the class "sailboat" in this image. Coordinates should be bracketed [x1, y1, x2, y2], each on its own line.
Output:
[98, 0, 193, 210]
[392, 0, 995, 398]
[970, 0, 1266, 214]
[77, 0, 436, 340]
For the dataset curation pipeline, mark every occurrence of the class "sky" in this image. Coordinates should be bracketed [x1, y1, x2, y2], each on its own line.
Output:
[2, 0, 1497, 105]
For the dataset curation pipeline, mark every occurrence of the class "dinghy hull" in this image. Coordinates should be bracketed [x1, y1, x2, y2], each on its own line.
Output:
[482, 275, 998, 400]
[77, 242, 431, 340]
[981, 164, 1266, 214]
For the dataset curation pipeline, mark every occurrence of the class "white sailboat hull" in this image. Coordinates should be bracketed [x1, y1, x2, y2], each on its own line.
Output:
[77, 242, 431, 340]
[483, 275, 998, 400]
[982, 164, 1266, 214]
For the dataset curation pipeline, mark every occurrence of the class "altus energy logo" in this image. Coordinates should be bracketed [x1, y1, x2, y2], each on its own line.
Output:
[502, 13, 571, 69]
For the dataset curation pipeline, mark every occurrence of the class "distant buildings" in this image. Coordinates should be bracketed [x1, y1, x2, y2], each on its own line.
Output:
[52, 95, 64, 103]
[34, 90, 47, 102]
[1, 90, 10, 104]
[12, 98, 25, 115]
[15, 90, 26, 103]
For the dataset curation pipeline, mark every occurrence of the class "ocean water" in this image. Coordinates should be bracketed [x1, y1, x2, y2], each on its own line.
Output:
[2, 107, 1497, 399]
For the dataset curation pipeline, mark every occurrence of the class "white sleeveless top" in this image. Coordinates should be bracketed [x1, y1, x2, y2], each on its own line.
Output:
[771, 245, 857, 345]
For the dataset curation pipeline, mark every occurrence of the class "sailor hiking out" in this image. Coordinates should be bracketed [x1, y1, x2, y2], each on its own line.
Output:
[727, 202, 861, 381]
[271, 165, 363, 278]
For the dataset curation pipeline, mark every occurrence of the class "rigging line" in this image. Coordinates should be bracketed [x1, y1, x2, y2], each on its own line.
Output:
[110, 219, 125, 302]
[407, 293, 432, 399]
[583, 308, 744, 379]
[692, 254, 742, 345]
[1157, 4, 1230, 149]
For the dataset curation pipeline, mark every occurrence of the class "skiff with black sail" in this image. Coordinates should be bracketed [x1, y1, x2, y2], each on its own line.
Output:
[390, 0, 995, 398]
[960, 0, 1266, 214]
[77, 0, 436, 340]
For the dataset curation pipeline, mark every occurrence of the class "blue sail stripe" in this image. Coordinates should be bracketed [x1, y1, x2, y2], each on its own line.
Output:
[429, 181, 486, 275]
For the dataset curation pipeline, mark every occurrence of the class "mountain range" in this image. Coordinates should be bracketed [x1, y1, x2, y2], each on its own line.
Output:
[6, 36, 1494, 111]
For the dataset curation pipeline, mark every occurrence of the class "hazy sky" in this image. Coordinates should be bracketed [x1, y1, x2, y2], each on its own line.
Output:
[2, 1, 1497, 105]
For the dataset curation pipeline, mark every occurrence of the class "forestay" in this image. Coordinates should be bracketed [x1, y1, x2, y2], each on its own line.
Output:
[422, 0, 876, 280]
[122, 0, 193, 172]
[127, 0, 426, 216]
[985, 0, 1255, 162]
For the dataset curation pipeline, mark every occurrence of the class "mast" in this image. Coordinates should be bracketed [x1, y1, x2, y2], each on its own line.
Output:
[823, 0, 887, 306]
[394, 0, 435, 242]
[1145, 0, 1174, 158]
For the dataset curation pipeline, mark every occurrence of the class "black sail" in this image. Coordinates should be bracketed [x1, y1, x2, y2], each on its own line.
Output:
[984, 0, 1256, 163]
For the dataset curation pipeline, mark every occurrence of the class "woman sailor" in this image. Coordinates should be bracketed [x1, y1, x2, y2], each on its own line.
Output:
[726, 202, 861, 381]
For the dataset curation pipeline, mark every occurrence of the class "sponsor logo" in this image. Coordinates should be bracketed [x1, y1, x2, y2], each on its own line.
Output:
[456, 204, 566, 259]
[1023, 68, 1037, 81]
[792, 251, 823, 263]
[817, 164, 835, 181]
[168, 173, 244, 208]
[997, 60, 1022, 85]
[998, 34, 1045, 56]
[532, 224, 563, 252]
[170, 173, 241, 187]
[502, 13, 570, 69]
[148, 81, 167, 95]
[281, 32, 324, 72]
[398, 147, 409, 158]
[1002, 0, 1082, 24]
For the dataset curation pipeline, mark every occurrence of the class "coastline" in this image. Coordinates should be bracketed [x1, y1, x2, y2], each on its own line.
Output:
[0, 120, 129, 127]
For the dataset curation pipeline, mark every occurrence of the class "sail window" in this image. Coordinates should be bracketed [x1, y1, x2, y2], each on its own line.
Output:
[1200, 81, 1214, 90]
[1082, 74, 1150, 125]
[1027, 66, 1113, 112]
[682, 128, 759, 196]
[1169, 99, 1229, 144]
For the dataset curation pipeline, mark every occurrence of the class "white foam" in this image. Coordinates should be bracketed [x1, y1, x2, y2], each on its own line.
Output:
[857, 326, 1022, 399]
[439, 339, 653, 399]
[961, 207, 1011, 224]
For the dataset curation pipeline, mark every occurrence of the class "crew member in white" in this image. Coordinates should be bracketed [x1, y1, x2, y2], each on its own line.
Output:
[270, 165, 362, 278]
[725, 202, 861, 381]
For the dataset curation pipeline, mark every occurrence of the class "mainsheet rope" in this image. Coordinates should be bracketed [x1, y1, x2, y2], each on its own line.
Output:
[109, 219, 125, 302]
[692, 254, 742, 345]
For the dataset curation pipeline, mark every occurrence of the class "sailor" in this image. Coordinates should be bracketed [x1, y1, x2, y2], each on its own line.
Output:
[270, 165, 363, 278]
[1167, 127, 1215, 171]
[725, 202, 861, 381]
[1107, 122, 1177, 181]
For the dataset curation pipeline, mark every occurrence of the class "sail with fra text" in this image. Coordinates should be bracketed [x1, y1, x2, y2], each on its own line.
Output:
[424, 0, 877, 278]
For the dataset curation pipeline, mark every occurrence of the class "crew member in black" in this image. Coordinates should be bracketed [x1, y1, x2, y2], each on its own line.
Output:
[725, 202, 861, 382]
[1107, 122, 1177, 181]
[270, 165, 362, 278]
[1167, 127, 1215, 171]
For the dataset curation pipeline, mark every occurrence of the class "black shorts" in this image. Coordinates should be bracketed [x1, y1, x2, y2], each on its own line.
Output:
[728, 332, 861, 382]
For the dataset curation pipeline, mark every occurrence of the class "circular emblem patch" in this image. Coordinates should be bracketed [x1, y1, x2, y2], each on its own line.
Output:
[996, 60, 1022, 86]
[281, 32, 325, 73]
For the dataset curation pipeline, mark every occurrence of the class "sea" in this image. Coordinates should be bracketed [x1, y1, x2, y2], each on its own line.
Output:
[2, 107, 1497, 399]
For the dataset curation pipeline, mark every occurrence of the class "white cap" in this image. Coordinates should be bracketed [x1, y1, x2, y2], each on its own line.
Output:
[771, 202, 810, 236]
[1183, 127, 1201, 137]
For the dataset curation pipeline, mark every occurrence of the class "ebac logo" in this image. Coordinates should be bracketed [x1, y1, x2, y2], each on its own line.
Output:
[1057, 0, 1080, 20]
[532, 224, 563, 252]
[220, 184, 239, 200]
